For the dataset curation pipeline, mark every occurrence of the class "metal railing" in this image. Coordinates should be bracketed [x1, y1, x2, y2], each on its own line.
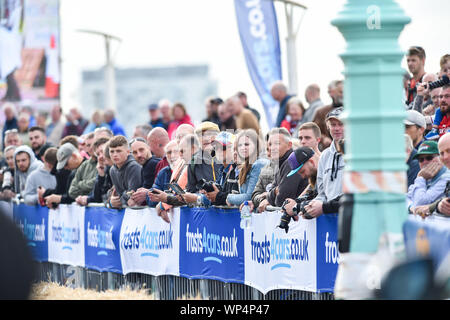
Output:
[33, 262, 334, 300]
[17, 199, 331, 300]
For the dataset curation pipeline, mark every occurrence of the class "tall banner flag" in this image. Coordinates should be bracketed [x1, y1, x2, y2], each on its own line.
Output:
[234, 0, 282, 129]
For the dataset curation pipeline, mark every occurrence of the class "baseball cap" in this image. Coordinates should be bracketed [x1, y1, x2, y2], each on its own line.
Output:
[56, 143, 77, 170]
[326, 107, 344, 121]
[213, 131, 236, 148]
[194, 121, 220, 135]
[404, 110, 426, 128]
[287, 147, 315, 177]
[413, 140, 439, 159]
[148, 103, 159, 111]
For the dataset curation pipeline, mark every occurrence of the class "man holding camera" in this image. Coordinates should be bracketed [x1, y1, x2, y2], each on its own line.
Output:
[256, 127, 308, 212]
[282, 147, 321, 219]
[301, 107, 346, 219]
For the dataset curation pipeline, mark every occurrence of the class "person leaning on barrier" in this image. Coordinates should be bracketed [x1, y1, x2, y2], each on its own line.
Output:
[145, 140, 181, 208]
[41, 143, 85, 208]
[23, 147, 57, 206]
[108, 135, 143, 209]
[67, 136, 99, 200]
[282, 147, 321, 219]
[75, 137, 111, 206]
[413, 133, 450, 218]
[305, 107, 346, 218]
[147, 140, 182, 223]
[226, 129, 269, 207]
[126, 137, 160, 206]
[0, 145, 17, 201]
[149, 134, 198, 211]
[13, 145, 44, 199]
[254, 127, 308, 212]
[406, 140, 450, 212]
[185, 122, 221, 195]
[201, 131, 240, 206]
[249, 133, 277, 210]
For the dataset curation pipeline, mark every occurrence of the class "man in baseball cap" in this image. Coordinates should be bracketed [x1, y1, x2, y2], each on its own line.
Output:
[56, 142, 78, 170]
[404, 110, 426, 149]
[287, 147, 316, 177]
[43, 143, 85, 208]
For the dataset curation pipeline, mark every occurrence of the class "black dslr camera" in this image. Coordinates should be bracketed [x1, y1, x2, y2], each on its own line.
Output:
[196, 179, 219, 193]
[278, 192, 316, 233]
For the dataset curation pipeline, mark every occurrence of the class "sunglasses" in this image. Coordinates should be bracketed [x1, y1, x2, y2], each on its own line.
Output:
[418, 155, 436, 163]
[128, 137, 147, 147]
[4, 129, 18, 135]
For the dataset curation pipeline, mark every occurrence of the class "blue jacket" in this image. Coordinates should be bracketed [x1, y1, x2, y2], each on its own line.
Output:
[108, 118, 126, 136]
[226, 158, 270, 206]
[407, 149, 420, 188]
[147, 166, 172, 207]
[275, 95, 293, 128]
[407, 166, 450, 208]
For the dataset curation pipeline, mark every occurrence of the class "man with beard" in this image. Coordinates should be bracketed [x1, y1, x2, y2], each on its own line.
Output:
[28, 126, 54, 162]
[436, 86, 450, 138]
[126, 137, 160, 206]
[313, 80, 344, 149]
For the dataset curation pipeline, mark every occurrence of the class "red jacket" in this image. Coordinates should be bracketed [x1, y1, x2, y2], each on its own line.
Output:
[438, 114, 450, 137]
[167, 114, 193, 140]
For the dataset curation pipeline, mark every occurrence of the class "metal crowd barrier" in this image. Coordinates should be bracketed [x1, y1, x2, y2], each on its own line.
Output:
[33, 262, 334, 300]
[12, 199, 332, 300]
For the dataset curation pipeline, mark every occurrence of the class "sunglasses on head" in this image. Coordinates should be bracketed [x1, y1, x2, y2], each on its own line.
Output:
[418, 155, 436, 163]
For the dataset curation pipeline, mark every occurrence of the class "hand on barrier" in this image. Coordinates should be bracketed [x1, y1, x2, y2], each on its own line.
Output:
[44, 194, 61, 209]
[76, 195, 88, 206]
[110, 188, 122, 209]
[203, 184, 219, 203]
[240, 201, 254, 213]
[304, 200, 323, 218]
[132, 188, 150, 204]
[156, 205, 170, 223]
[147, 188, 167, 203]
[257, 199, 270, 213]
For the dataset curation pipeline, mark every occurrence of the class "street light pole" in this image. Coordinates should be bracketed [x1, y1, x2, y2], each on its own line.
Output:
[77, 29, 121, 112]
[273, 0, 307, 95]
[331, 0, 411, 299]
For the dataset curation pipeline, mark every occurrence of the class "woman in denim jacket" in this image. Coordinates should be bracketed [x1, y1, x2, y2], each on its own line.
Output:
[226, 129, 269, 206]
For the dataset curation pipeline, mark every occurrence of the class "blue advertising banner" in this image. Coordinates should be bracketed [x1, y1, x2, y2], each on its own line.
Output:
[13, 204, 48, 262]
[403, 214, 450, 270]
[316, 213, 339, 293]
[234, 0, 282, 128]
[85, 207, 124, 274]
[179, 207, 245, 283]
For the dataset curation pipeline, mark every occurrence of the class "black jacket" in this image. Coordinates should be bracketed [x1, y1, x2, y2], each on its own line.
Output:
[186, 150, 221, 193]
[214, 163, 239, 206]
[142, 156, 161, 189]
[87, 166, 113, 204]
[110, 155, 142, 206]
[267, 149, 308, 207]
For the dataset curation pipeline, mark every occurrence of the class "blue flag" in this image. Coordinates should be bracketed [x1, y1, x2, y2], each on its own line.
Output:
[234, 0, 282, 129]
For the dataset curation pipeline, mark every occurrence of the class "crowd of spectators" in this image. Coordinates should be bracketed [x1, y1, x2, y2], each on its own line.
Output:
[0, 47, 449, 224]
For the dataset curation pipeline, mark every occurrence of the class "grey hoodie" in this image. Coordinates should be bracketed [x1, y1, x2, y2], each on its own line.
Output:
[23, 167, 57, 205]
[14, 145, 43, 197]
[110, 155, 142, 206]
[315, 140, 344, 203]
